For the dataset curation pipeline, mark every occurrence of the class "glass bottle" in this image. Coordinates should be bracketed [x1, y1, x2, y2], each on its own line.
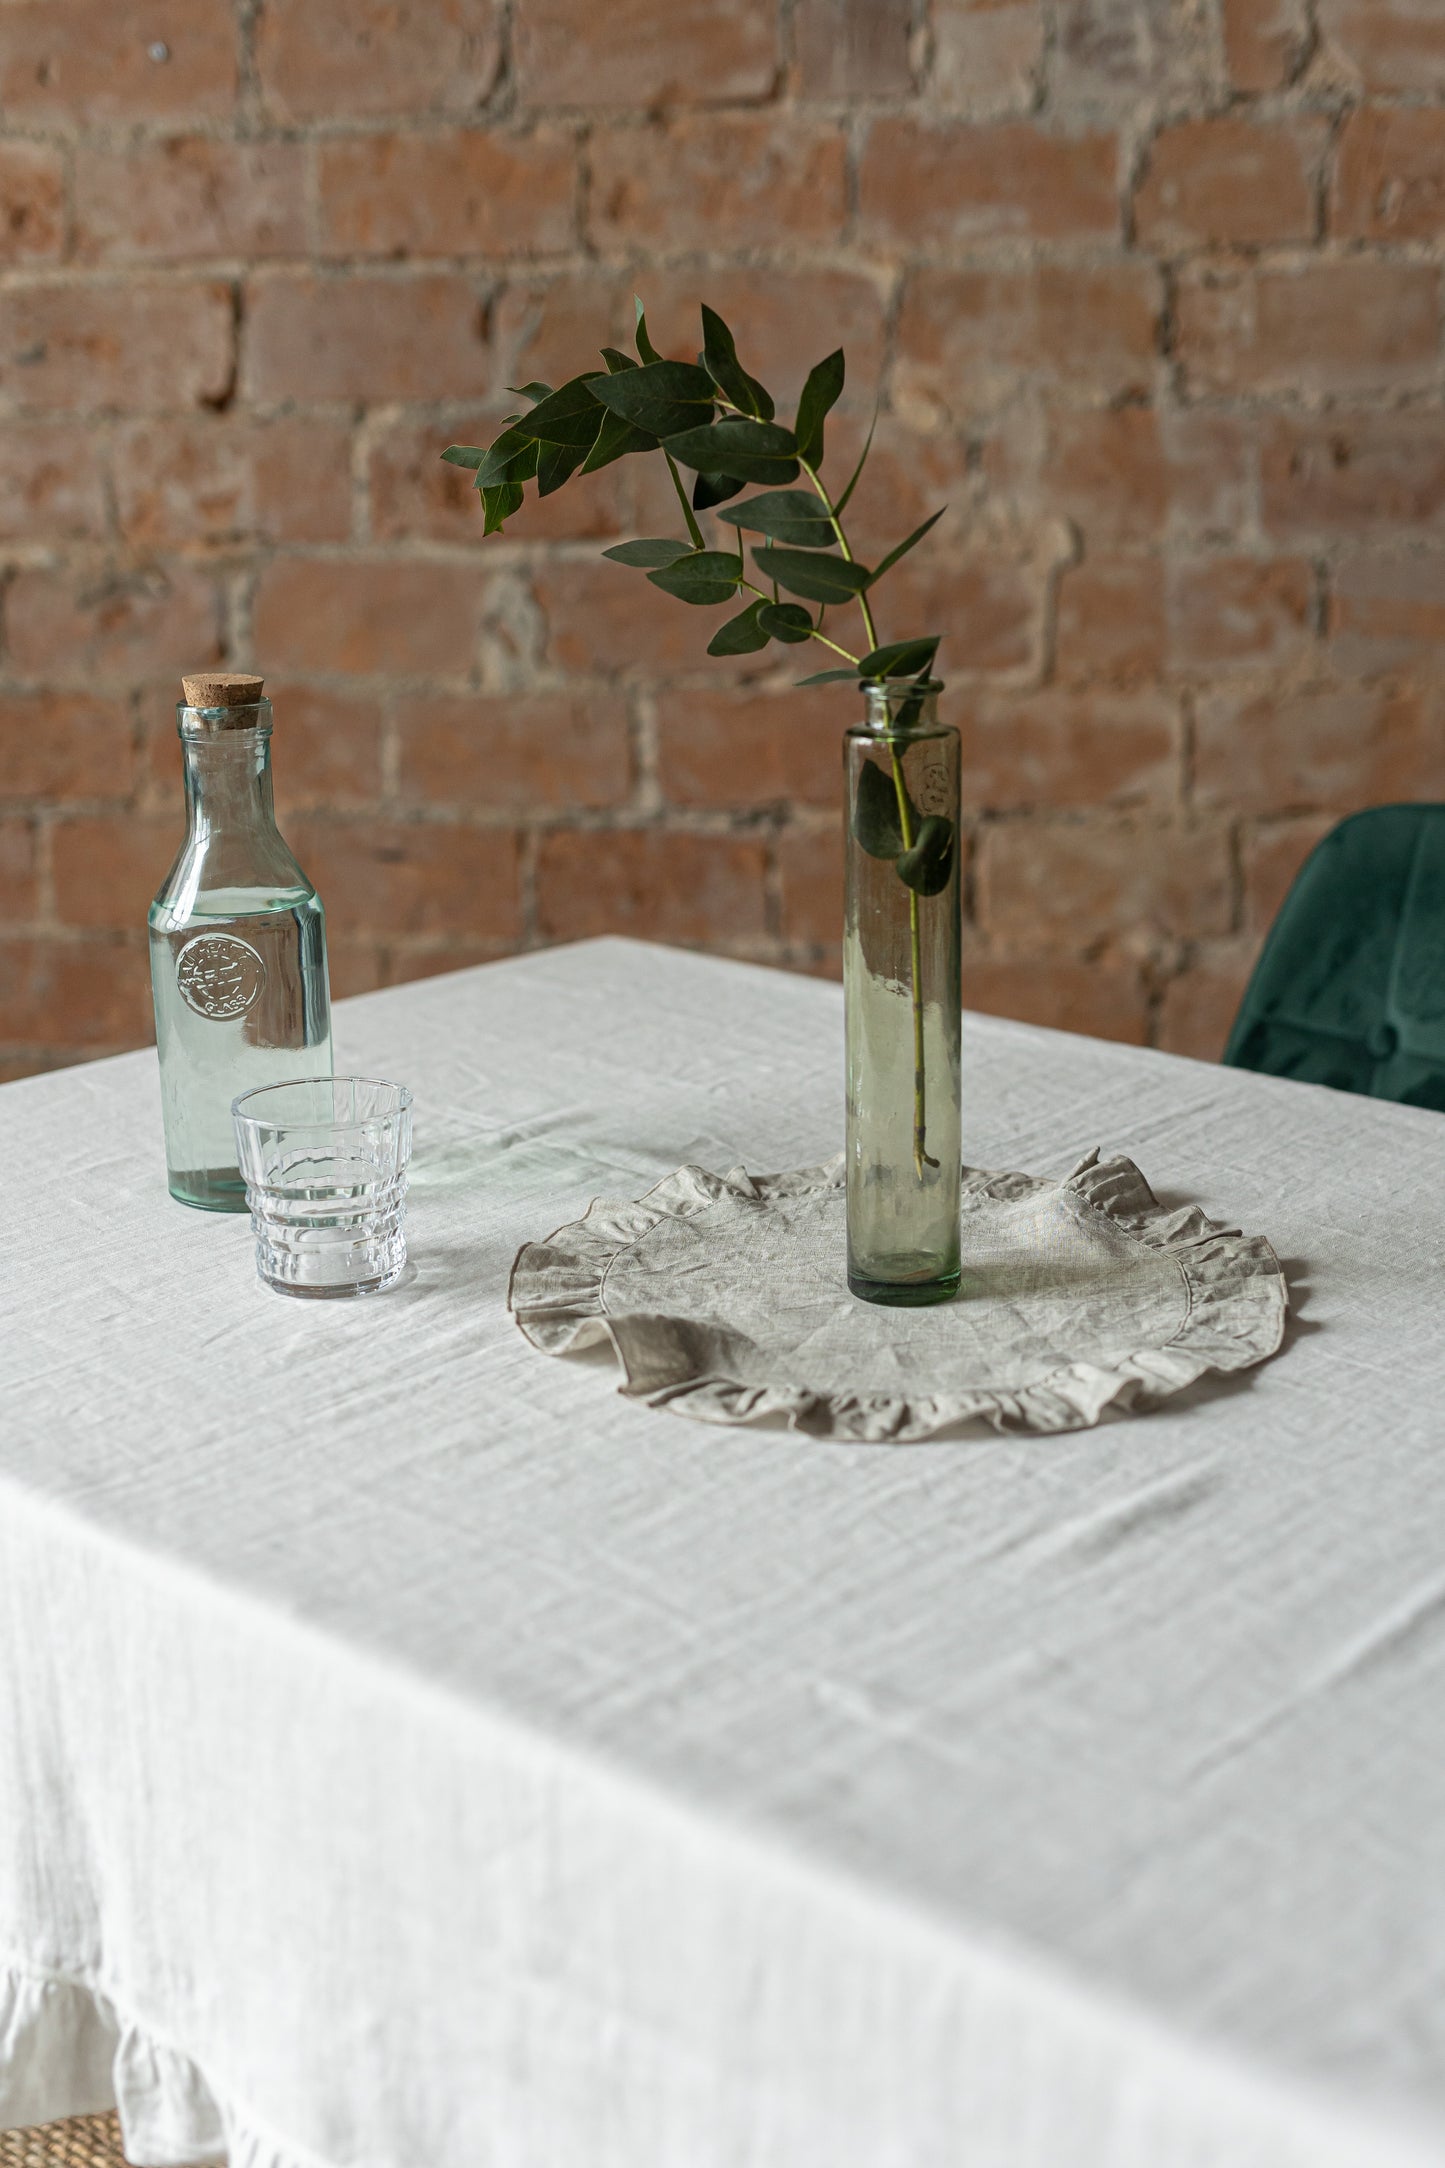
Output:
[844, 683, 961, 1304]
[148, 672, 333, 1212]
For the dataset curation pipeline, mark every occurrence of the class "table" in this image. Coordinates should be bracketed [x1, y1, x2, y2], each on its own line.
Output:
[1, 937, 1442, 2168]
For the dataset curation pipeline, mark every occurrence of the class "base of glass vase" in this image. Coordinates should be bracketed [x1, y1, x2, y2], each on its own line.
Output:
[848, 1266, 961, 1308]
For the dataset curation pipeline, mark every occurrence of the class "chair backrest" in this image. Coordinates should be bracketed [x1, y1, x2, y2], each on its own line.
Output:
[1224, 804, 1445, 1110]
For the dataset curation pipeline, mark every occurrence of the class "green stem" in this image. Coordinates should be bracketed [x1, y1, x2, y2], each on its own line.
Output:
[737, 579, 859, 664]
[797, 460, 932, 1177]
[665, 450, 706, 551]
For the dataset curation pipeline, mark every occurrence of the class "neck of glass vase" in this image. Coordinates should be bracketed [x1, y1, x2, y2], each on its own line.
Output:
[862, 683, 940, 735]
[179, 702, 277, 842]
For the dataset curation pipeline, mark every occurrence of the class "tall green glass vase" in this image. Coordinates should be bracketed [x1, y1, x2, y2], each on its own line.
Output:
[844, 684, 961, 1305]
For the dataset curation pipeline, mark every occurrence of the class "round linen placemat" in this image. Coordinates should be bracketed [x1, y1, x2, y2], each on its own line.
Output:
[508, 1148, 1289, 1441]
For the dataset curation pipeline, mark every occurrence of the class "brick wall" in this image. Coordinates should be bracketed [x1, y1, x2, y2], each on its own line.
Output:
[2, 0, 1443, 1078]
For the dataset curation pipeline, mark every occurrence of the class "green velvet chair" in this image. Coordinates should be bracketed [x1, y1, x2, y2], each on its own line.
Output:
[1224, 804, 1445, 1110]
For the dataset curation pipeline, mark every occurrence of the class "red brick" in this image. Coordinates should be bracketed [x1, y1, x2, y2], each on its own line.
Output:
[0, 280, 234, 413]
[0, 0, 236, 123]
[1176, 261, 1439, 399]
[1055, 557, 1166, 683]
[394, 690, 631, 811]
[1156, 948, 1255, 1059]
[1335, 107, 1445, 242]
[537, 829, 769, 944]
[931, 0, 1042, 111]
[1133, 118, 1323, 250]
[590, 115, 845, 253]
[861, 119, 1118, 244]
[978, 819, 1233, 948]
[963, 688, 1178, 809]
[896, 264, 1158, 421]
[0, 818, 39, 918]
[493, 273, 631, 392]
[1194, 682, 1441, 814]
[1166, 555, 1313, 673]
[115, 416, 352, 548]
[51, 814, 176, 928]
[0, 937, 154, 1048]
[1222, 0, 1308, 89]
[0, 692, 136, 801]
[324, 936, 388, 1001]
[256, 0, 502, 121]
[269, 688, 385, 814]
[1242, 817, 1333, 933]
[244, 274, 489, 404]
[0, 424, 108, 542]
[515, 0, 778, 108]
[318, 129, 577, 259]
[776, 823, 840, 945]
[1328, 557, 1445, 677]
[965, 955, 1148, 1043]
[1316, 0, 1445, 91]
[74, 140, 304, 263]
[380, 939, 513, 988]
[532, 557, 743, 676]
[1261, 413, 1445, 541]
[1044, 406, 1253, 545]
[7, 565, 221, 686]
[289, 819, 522, 939]
[252, 560, 481, 677]
[1051, 0, 1203, 99]
[882, 551, 1041, 676]
[369, 412, 623, 545]
[795, 0, 912, 95]
[0, 142, 64, 263]
[658, 686, 843, 811]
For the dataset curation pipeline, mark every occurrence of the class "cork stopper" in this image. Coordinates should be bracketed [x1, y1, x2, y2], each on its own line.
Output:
[181, 670, 265, 708]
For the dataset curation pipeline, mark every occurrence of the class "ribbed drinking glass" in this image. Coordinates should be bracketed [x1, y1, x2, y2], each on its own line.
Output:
[231, 1077, 412, 1299]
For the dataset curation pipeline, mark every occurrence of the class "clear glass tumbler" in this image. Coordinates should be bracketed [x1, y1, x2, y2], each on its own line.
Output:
[231, 1076, 412, 1299]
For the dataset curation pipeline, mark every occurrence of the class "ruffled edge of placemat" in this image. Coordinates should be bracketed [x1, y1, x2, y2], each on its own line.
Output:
[507, 1149, 1289, 1441]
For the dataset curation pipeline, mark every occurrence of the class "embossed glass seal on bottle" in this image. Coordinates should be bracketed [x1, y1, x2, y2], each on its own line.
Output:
[148, 671, 333, 1212]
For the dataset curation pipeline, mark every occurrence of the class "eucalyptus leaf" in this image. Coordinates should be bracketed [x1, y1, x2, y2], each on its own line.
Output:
[795, 348, 843, 468]
[868, 508, 946, 586]
[834, 412, 876, 517]
[647, 549, 743, 605]
[511, 375, 604, 450]
[588, 361, 715, 443]
[796, 667, 861, 685]
[634, 296, 663, 366]
[441, 444, 486, 469]
[718, 489, 835, 548]
[700, 303, 774, 423]
[853, 758, 907, 860]
[475, 427, 540, 489]
[858, 636, 941, 680]
[707, 599, 771, 655]
[756, 601, 813, 644]
[601, 347, 639, 373]
[692, 470, 746, 511]
[481, 478, 524, 534]
[580, 405, 656, 474]
[507, 381, 553, 405]
[536, 432, 596, 497]
[664, 417, 799, 486]
[896, 815, 955, 897]
[602, 538, 691, 567]
[752, 545, 872, 605]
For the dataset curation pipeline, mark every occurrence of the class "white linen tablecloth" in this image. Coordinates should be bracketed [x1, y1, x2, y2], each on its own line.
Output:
[0, 937, 1442, 2168]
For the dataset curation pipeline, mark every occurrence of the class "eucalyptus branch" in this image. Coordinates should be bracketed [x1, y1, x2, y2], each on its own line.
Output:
[440, 297, 954, 1178]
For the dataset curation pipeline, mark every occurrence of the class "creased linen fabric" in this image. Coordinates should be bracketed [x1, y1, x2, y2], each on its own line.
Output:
[508, 1148, 1288, 1438]
[2, 939, 1444, 2168]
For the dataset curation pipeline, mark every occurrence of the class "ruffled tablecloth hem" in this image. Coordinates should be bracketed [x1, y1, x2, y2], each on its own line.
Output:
[0, 1961, 320, 2168]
